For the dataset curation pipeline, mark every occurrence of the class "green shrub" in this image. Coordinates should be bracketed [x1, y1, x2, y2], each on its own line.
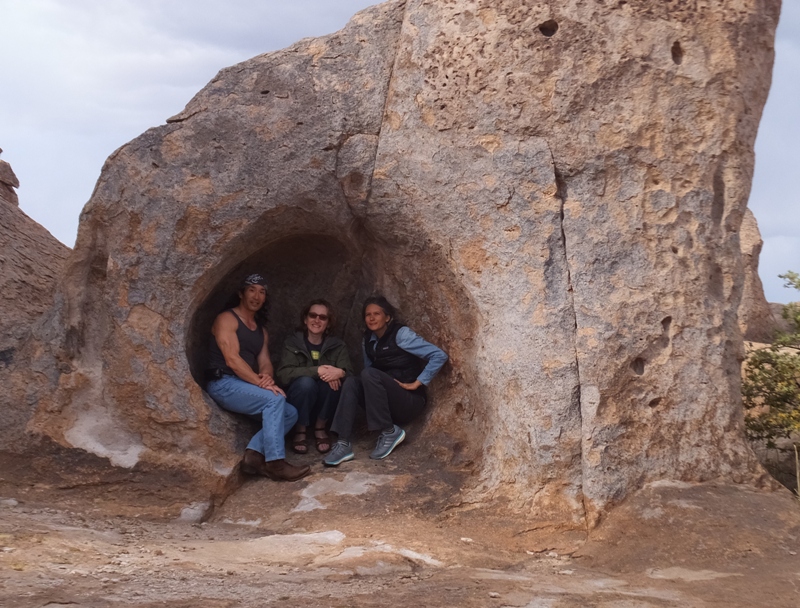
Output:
[742, 272, 800, 495]
[742, 272, 800, 448]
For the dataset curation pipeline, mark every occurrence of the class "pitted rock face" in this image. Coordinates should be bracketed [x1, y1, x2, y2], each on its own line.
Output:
[1, 0, 781, 522]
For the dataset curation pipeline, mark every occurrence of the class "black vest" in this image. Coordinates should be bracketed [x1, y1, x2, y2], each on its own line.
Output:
[207, 310, 264, 374]
[364, 322, 424, 384]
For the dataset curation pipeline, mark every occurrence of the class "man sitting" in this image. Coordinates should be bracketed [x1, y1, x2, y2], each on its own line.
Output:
[205, 274, 310, 481]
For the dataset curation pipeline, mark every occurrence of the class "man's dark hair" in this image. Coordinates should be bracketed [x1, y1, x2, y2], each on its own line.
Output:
[361, 295, 399, 324]
[296, 299, 335, 336]
[222, 282, 269, 326]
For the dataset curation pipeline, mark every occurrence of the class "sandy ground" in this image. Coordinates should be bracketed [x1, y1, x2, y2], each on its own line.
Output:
[1, 434, 799, 607]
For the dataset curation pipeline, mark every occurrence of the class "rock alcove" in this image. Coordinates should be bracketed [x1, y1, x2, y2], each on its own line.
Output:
[184, 218, 483, 472]
[186, 233, 369, 386]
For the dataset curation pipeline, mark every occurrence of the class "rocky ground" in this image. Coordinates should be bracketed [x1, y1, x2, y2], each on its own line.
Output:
[1, 434, 799, 607]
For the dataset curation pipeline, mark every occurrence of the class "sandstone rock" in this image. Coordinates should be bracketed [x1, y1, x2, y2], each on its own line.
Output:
[0, 156, 20, 207]
[0, 158, 68, 355]
[0, 0, 782, 523]
[0, 157, 70, 448]
[738, 208, 779, 342]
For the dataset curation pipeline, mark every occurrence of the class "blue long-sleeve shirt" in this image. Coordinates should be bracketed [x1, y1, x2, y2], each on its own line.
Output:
[362, 326, 448, 386]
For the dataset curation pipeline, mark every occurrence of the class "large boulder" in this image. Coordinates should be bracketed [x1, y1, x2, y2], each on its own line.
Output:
[0, 155, 68, 358]
[0, 154, 70, 449]
[1, 0, 781, 523]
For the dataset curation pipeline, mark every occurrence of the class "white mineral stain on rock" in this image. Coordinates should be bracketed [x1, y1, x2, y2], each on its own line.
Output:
[212, 461, 235, 476]
[178, 502, 211, 523]
[667, 499, 703, 510]
[64, 405, 144, 468]
[221, 518, 262, 527]
[647, 567, 742, 581]
[324, 541, 443, 567]
[639, 507, 665, 520]
[293, 472, 394, 512]
[518, 600, 558, 608]
[646, 480, 696, 490]
[245, 530, 346, 560]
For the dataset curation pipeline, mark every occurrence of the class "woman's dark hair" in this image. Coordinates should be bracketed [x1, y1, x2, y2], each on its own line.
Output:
[361, 295, 399, 323]
[297, 299, 335, 336]
[222, 285, 269, 326]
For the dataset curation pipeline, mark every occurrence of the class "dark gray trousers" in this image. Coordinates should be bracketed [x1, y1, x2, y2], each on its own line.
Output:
[330, 367, 426, 441]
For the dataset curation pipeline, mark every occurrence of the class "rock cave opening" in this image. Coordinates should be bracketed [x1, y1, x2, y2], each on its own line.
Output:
[184, 226, 482, 462]
[186, 233, 371, 389]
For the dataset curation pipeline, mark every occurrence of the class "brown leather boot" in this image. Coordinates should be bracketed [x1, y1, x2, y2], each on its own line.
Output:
[241, 449, 270, 476]
[262, 459, 311, 482]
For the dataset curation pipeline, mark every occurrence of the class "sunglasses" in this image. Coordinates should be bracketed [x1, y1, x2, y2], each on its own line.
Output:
[307, 312, 329, 321]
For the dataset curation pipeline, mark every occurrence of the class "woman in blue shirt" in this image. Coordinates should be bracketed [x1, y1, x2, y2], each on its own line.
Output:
[324, 295, 448, 466]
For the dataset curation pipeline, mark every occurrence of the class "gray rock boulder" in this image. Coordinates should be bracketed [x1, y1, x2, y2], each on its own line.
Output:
[0, 0, 782, 523]
[0, 155, 70, 447]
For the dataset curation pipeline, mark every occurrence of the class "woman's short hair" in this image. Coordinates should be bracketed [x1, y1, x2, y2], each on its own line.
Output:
[298, 299, 335, 335]
[361, 295, 398, 322]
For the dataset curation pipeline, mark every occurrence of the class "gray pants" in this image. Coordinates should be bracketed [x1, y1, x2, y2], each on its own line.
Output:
[330, 367, 426, 441]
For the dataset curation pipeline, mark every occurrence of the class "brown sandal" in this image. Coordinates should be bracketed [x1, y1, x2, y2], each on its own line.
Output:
[292, 431, 308, 454]
[314, 428, 331, 454]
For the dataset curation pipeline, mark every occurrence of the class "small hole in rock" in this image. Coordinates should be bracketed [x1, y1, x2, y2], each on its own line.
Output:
[671, 245, 679, 254]
[671, 41, 683, 65]
[538, 20, 559, 37]
[661, 316, 672, 333]
[260, 90, 270, 95]
[631, 357, 645, 376]
[648, 397, 661, 408]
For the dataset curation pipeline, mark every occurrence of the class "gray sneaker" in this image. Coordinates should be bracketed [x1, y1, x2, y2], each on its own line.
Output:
[323, 440, 354, 466]
[370, 425, 406, 460]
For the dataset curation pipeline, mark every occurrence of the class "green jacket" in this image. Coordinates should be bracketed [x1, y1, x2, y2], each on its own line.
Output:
[276, 332, 354, 387]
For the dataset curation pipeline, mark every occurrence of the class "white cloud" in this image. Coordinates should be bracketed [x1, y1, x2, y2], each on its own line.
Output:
[0, 0, 377, 244]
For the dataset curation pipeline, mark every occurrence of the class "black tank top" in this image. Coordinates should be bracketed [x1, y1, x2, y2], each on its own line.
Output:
[207, 310, 264, 374]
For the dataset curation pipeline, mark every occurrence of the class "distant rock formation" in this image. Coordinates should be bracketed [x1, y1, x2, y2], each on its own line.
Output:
[0, 152, 70, 446]
[0, 148, 20, 207]
[738, 208, 780, 342]
[0, 0, 782, 523]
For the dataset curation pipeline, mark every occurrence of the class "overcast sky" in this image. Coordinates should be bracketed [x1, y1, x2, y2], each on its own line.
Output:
[1, 0, 797, 303]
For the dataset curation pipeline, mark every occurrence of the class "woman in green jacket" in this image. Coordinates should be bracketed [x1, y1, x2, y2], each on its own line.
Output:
[277, 299, 353, 454]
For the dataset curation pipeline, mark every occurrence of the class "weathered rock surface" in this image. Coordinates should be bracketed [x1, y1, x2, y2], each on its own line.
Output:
[1, 458, 798, 607]
[0, 156, 70, 449]
[0, 149, 20, 207]
[0, 156, 68, 357]
[0, 0, 783, 522]
[738, 207, 780, 342]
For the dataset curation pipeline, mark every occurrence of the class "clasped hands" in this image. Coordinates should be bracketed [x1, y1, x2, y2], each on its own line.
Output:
[256, 373, 285, 396]
[318, 365, 345, 390]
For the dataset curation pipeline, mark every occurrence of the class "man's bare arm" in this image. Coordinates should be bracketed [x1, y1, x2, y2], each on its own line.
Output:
[256, 329, 285, 396]
[211, 312, 262, 385]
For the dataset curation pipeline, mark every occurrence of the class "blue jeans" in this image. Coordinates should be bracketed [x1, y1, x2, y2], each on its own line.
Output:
[286, 376, 341, 427]
[206, 375, 298, 461]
